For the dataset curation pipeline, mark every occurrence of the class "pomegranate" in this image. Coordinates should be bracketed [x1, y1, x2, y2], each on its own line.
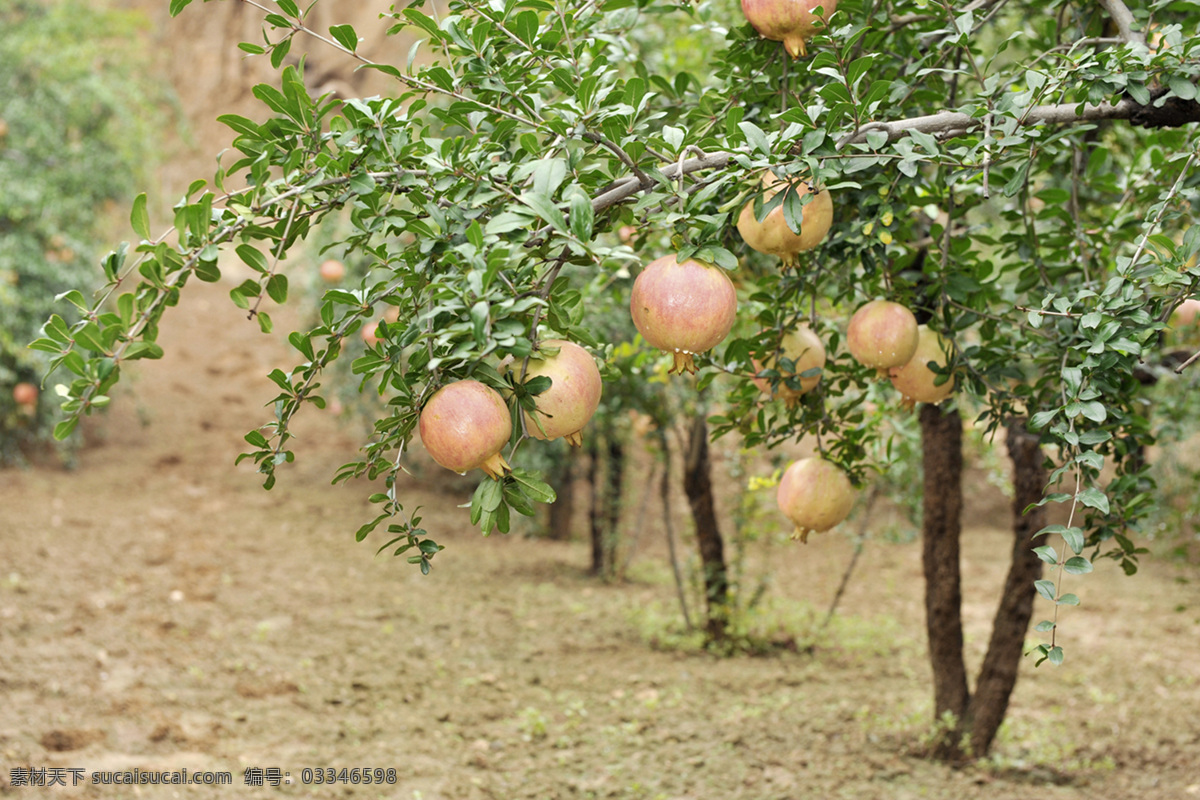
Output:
[751, 325, 825, 406]
[521, 339, 603, 446]
[776, 456, 855, 543]
[1170, 298, 1200, 328]
[888, 325, 956, 407]
[360, 321, 381, 347]
[742, 0, 838, 58]
[319, 259, 346, 283]
[846, 299, 920, 376]
[630, 255, 738, 375]
[1167, 297, 1200, 347]
[418, 380, 513, 479]
[737, 172, 833, 267]
[12, 382, 38, 408]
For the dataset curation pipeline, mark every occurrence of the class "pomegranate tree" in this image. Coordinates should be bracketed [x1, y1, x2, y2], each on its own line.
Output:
[846, 300, 920, 376]
[888, 325, 956, 407]
[737, 172, 833, 267]
[776, 456, 855, 543]
[418, 380, 513, 479]
[521, 339, 603, 446]
[630, 255, 738, 375]
[751, 325, 826, 405]
[741, 0, 838, 58]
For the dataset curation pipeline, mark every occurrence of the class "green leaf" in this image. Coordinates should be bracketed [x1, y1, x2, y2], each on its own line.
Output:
[1047, 645, 1064, 665]
[218, 114, 261, 137]
[1033, 620, 1055, 633]
[403, 9, 441, 37]
[169, 0, 193, 16]
[1057, 526, 1083, 555]
[124, 342, 164, 361]
[130, 193, 150, 240]
[510, 469, 556, 504]
[1030, 409, 1056, 429]
[1034, 579, 1057, 602]
[1063, 556, 1093, 575]
[349, 172, 376, 195]
[270, 35, 292, 69]
[54, 418, 79, 441]
[512, 10, 538, 44]
[738, 121, 771, 157]
[1168, 76, 1197, 101]
[569, 193, 594, 242]
[266, 274, 289, 304]
[1076, 486, 1110, 515]
[1057, 594, 1080, 607]
[236, 244, 270, 274]
[257, 311, 273, 334]
[1032, 545, 1058, 564]
[474, 477, 505, 512]
[330, 24, 359, 52]
[519, 192, 567, 233]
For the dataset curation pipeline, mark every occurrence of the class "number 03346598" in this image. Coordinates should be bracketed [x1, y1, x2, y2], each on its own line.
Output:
[300, 768, 397, 785]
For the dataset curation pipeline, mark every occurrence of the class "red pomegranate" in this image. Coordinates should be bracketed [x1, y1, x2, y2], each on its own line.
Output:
[846, 300, 920, 376]
[776, 456, 855, 543]
[1171, 298, 1200, 328]
[737, 172, 833, 267]
[742, 0, 838, 58]
[630, 255, 738, 375]
[319, 259, 346, 283]
[418, 380, 513, 479]
[360, 321, 381, 347]
[888, 325, 956, 407]
[12, 382, 38, 408]
[751, 325, 825, 406]
[521, 339, 603, 446]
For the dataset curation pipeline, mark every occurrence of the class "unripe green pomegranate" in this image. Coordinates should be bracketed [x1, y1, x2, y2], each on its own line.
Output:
[419, 380, 512, 479]
[888, 325, 956, 408]
[741, 0, 838, 58]
[776, 457, 855, 543]
[846, 299, 920, 376]
[521, 339, 603, 447]
[630, 255, 738, 375]
[751, 325, 825, 406]
[737, 173, 833, 267]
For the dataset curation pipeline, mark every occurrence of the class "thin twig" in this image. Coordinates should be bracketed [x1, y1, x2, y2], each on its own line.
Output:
[820, 485, 879, 631]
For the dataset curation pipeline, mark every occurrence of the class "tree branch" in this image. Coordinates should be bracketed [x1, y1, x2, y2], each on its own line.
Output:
[1096, 0, 1146, 46]
[532, 94, 1200, 247]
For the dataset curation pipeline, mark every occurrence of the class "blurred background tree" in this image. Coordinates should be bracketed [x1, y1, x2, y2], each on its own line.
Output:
[0, 0, 166, 464]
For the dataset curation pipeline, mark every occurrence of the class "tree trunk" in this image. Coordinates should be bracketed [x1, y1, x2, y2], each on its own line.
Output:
[919, 402, 970, 758]
[587, 432, 621, 578]
[587, 436, 606, 577]
[966, 422, 1046, 756]
[546, 447, 575, 540]
[682, 413, 729, 642]
[603, 436, 624, 575]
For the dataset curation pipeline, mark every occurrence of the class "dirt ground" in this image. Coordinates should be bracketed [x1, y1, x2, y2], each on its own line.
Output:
[2, 263, 1200, 800]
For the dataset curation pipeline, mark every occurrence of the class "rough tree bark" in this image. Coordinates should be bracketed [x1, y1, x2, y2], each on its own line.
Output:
[966, 422, 1047, 756]
[921, 407, 1050, 759]
[682, 413, 729, 642]
[920, 403, 970, 758]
